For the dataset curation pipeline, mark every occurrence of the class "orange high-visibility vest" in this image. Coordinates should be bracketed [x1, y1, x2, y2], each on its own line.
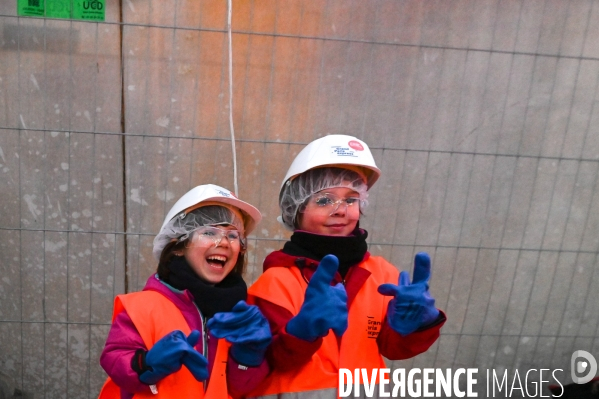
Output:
[247, 256, 398, 398]
[98, 291, 230, 399]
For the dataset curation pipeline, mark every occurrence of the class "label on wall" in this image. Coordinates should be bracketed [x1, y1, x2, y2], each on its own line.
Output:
[17, 0, 44, 16]
[73, 0, 105, 20]
[17, 0, 105, 21]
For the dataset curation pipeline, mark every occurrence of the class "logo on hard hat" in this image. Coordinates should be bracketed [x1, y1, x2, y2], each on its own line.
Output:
[348, 140, 364, 151]
[216, 189, 233, 198]
[331, 146, 358, 158]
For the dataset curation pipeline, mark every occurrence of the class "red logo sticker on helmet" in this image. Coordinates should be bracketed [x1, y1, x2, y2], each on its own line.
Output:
[348, 140, 364, 151]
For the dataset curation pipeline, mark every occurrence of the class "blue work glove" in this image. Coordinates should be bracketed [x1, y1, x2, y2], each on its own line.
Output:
[286, 254, 348, 342]
[207, 300, 272, 367]
[139, 330, 208, 385]
[377, 252, 440, 336]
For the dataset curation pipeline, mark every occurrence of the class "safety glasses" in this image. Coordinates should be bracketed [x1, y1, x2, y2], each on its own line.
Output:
[304, 193, 363, 215]
[180, 226, 245, 249]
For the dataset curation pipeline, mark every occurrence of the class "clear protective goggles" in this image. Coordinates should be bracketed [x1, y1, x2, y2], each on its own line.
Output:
[279, 167, 369, 230]
[302, 193, 364, 215]
[179, 225, 245, 249]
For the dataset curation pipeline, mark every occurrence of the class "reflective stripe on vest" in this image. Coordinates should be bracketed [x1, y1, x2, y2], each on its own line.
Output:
[247, 256, 398, 398]
[98, 291, 230, 399]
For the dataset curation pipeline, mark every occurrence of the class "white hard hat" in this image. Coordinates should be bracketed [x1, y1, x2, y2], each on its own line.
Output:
[159, 184, 261, 237]
[281, 134, 381, 190]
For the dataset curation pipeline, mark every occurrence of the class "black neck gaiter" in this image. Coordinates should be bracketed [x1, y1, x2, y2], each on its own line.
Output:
[282, 227, 368, 277]
[165, 256, 247, 319]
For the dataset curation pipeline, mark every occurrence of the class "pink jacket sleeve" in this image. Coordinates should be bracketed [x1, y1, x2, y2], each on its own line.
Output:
[226, 356, 270, 398]
[99, 310, 151, 396]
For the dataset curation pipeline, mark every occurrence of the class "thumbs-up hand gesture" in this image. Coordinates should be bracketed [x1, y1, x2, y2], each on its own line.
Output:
[377, 252, 439, 336]
[286, 255, 348, 342]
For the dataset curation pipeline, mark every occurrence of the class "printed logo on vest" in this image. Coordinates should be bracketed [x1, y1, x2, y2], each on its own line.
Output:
[367, 316, 381, 339]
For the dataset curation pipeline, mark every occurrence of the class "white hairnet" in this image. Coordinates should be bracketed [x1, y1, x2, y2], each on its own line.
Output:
[153, 205, 245, 259]
[279, 167, 369, 231]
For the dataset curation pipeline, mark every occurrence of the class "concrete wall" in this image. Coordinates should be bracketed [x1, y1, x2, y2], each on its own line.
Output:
[1, 1, 598, 397]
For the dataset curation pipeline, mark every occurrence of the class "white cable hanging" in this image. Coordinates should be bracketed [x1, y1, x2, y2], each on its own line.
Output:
[227, 0, 239, 195]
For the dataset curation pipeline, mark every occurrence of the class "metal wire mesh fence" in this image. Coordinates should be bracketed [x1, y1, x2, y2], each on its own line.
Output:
[1, 1, 598, 397]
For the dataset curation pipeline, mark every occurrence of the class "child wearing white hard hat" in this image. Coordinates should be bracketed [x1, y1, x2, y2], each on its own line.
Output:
[99, 184, 271, 399]
[246, 135, 446, 398]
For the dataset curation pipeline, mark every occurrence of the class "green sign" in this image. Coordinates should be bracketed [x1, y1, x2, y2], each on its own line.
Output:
[17, 0, 105, 21]
[46, 0, 70, 19]
[17, 0, 44, 17]
[73, 0, 105, 21]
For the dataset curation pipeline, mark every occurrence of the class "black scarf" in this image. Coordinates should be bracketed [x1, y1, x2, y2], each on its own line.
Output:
[282, 227, 368, 277]
[164, 256, 247, 319]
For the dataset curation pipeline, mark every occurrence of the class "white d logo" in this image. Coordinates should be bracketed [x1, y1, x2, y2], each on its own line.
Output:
[571, 350, 597, 384]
